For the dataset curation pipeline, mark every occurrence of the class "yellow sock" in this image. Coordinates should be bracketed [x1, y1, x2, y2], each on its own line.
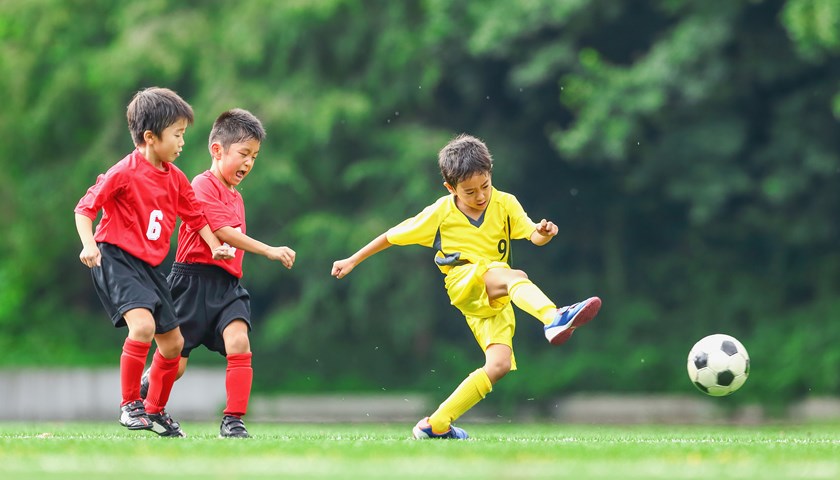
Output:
[508, 279, 557, 325]
[428, 368, 492, 433]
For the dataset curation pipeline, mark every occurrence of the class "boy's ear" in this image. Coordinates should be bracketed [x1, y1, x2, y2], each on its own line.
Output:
[443, 182, 456, 195]
[142, 130, 155, 145]
[210, 142, 223, 160]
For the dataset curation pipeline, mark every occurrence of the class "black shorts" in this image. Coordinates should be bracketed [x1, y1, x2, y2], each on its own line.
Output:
[91, 243, 179, 333]
[168, 262, 251, 357]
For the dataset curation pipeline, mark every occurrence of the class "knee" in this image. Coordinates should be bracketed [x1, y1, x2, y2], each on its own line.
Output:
[130, 322, 156, 341]
[484, 357, 512, 383]
[507, 269, 528, 286]
[158, 332, 184, 358]
[224, 329, 251, 355]
[171, 334, 185, 353]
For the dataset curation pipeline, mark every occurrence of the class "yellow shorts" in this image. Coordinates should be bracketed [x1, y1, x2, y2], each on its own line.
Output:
[444, 260, 518, 370]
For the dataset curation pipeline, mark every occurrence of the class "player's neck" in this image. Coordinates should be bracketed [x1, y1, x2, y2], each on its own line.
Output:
[211, 168, 236, 192]
[138, 146, 166, 171]
[454, 197, 485, 221]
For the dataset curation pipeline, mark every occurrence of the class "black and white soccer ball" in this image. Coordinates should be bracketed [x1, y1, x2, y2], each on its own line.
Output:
[687, 334, 750, 396]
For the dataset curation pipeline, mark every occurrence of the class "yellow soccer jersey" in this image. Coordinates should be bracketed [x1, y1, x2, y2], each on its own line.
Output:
[386, 188, 537, 274]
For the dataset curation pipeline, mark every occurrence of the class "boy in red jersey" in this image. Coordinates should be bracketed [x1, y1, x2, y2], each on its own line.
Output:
[143, 108, 295, 438]
[75, 87, 233, 437]
[332, 134, 601, 439]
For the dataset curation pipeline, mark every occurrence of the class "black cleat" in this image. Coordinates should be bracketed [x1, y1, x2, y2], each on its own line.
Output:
[148, 409, 186, 437]
[220, 415, 250, 438]
[119, 400, 153, 430]
[139, 367, 151, 400]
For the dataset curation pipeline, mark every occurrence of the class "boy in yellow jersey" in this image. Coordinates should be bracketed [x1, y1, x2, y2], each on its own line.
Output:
[331, 133, 601, 439]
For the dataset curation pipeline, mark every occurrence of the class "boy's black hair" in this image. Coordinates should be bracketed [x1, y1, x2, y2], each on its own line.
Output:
[438, 134, 493, 187]
[126, 87, 194, 146]
[208, 108, 266, 151]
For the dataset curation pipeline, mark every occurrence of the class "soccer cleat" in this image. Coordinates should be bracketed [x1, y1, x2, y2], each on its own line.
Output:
[220, 415, 250, 438]
[139, 367, 151, 400]
[147, 409, 187, 437]
[119, 400, 153, 430]
[544, 296, 601, 346]
[412, 417, 469, 440]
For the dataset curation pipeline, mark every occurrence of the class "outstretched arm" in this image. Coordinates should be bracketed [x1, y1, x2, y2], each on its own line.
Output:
[331, 233, 392, 279]
[530, 219, 558, 246]
[216, 226, 295, 269]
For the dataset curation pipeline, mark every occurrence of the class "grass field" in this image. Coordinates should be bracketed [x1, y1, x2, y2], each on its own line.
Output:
[1, 421, 838, 479]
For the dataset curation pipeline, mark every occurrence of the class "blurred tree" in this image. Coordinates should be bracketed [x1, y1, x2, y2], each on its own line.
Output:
[0, 0, 838, 410]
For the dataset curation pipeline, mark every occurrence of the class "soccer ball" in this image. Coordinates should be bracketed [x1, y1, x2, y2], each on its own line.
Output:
[686, 334, 750, 396]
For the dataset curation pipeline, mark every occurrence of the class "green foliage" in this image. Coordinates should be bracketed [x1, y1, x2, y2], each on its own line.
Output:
[1, 0, 839, 409]
[782, 0, 840, 58]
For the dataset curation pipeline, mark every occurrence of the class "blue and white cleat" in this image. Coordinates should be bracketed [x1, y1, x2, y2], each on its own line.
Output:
[544, 296, 601, 346]
[412, 417, 469, 440]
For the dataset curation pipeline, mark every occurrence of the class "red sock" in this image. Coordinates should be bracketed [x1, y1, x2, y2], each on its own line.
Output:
[143, 350, 180, 414]
[224, 353, 253, 417]
[120, 338, 151, 406]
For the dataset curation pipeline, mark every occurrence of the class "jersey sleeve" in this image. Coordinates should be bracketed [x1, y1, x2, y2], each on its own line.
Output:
[174, 169, 209, 232]
[386, 197, 447, 247]
[504, 194, 537, 240]
[74, 166, 127, 219]
[193, 175, 240, 232]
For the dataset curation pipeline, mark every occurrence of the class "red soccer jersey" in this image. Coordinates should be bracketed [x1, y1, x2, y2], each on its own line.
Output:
[74, 149, 209, 267]
[175, 171, 246, 278]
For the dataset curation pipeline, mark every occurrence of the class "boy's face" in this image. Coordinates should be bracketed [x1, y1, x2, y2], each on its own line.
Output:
[445, 172, 492, 215]
[211, 138, 261, 189]
[146, 118, 188, 164]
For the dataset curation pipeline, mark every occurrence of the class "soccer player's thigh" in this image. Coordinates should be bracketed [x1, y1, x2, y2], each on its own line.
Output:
[483, 265, 527, 300]
[447, 261, 508, 316]
[168, 273, 207, 356]
[465, 306, 517, 371]
[217, 288, 251, 355]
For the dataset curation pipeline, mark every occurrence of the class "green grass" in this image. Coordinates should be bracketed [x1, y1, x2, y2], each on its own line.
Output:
[1, 422, 838, 479]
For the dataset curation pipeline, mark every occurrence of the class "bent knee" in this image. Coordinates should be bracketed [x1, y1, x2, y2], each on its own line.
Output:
[130, 323, 157, 340]
[156, 332, 184, 358]
[509, 269, 528, 282]
[226, 336, 250, 354]
[223, 327, 251, 354]
[484, 358, 512, 382]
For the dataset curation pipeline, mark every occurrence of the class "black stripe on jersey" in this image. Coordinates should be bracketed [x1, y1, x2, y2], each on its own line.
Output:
[465, 209, 487, 227]
[433, 227, 468, 267]
[506, 216, 512, 266]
